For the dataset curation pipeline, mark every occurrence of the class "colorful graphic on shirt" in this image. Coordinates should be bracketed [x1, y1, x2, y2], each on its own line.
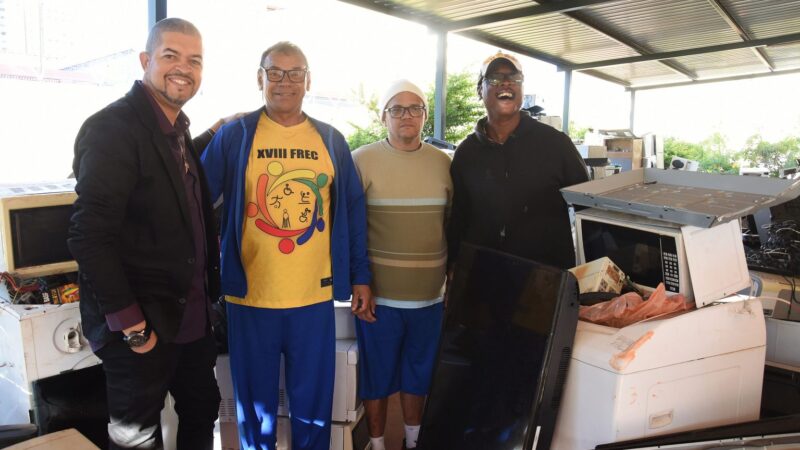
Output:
[245, 160, 328, 254]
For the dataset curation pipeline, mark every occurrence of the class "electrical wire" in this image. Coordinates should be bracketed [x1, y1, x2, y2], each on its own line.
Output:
[1, 271, 40, 304]
[756, 295, 793, 307]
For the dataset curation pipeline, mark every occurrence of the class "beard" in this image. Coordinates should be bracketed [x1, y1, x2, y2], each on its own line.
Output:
[158, 86, 189, 107]
[145, 71, 196, 109]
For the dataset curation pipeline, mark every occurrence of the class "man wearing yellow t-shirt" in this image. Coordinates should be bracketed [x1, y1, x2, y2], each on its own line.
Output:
[201, 42, 372, 450]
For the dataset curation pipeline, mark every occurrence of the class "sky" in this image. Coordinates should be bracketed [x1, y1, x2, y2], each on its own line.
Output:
[1, 0, 799, 184]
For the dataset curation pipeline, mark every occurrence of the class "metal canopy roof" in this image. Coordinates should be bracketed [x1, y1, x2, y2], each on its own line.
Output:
[339, 0, 800, 90]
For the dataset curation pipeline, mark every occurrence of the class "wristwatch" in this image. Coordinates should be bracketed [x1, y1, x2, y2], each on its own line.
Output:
[123, 323, 152, 348]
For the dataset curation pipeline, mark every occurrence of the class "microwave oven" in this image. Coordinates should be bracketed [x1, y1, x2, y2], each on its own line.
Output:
[0, 180, 78, 279]
[575, 208, 691, 296]
[574, 208, 750, 305]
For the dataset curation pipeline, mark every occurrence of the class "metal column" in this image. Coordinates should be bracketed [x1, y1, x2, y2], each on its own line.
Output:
[629, 89, 636, 133]
[148, 0, 167, 28]
[562, 69, 572, 135]
[434, 31, 448, 141]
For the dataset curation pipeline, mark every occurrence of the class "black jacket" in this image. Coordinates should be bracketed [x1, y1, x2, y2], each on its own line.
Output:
[68, 82, 220, 347]
[447, 113, 588, 270]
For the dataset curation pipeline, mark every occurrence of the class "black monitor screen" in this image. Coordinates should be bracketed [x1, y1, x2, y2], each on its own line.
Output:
[581, 219, 669, 289]
[10, 205, 74, 269]
[418, 244, 579, 450]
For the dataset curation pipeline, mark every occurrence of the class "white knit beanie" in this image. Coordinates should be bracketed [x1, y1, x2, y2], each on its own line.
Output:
[379, 79, 427, 117]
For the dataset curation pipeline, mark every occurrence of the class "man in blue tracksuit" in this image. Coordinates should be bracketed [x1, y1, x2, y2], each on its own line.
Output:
[201, 41, 372, 450]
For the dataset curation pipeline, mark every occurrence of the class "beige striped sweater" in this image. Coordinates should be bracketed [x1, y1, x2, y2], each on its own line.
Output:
[352, 140, 452, 301]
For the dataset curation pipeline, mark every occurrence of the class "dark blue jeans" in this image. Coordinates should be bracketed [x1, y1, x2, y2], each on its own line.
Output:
[95, 332, 220, 450]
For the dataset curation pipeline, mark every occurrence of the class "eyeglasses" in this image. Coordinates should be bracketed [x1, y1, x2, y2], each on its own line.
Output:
[484, 72, 524, 86]
[261, 67, 308, 83]
[384, 105, 426, 119]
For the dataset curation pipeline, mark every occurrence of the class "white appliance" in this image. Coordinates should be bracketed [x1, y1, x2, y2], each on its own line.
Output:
[765, 317, 800, 368]
[669, 156, 699, 171]
[575, 208, 751, 306]
[0, 302, 101, 425]
[551, 299, 765, 450]
[278, 339, 360, 422]
[750, 270, 800, 321]
[334, 300, 356, 339]
[219, 407, 367, 450]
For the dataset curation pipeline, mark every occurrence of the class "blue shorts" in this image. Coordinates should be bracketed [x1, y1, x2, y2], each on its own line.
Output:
[355, 302, 444, 399]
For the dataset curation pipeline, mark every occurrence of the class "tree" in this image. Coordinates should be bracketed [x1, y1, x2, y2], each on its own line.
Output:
[663, 135, 738, 174]
[568, 122, 589, 140]
[740, 134, 800, 176]
[346, 71, 485, 150]
[421, 72, 485, 144]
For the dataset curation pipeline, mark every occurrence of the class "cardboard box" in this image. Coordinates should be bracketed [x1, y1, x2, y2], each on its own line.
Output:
[569, 256, 625, 294]
[5, 428, 99, 450]
[606, 138, 643, 172]
[576, 144, 607, 159]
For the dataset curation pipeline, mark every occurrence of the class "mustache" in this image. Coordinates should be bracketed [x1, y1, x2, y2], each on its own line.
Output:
[165, 71, 194, 84]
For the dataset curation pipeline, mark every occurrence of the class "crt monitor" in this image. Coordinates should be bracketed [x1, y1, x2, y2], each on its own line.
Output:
[0, 180, 78, 278]
[418, 243, 579, 450]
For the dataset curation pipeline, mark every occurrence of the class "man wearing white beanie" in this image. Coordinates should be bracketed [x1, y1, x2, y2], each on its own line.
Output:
[352, 80, 452, 450]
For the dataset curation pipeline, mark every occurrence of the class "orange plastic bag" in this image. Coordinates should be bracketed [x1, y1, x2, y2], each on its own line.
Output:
[578, 283, 695, 328]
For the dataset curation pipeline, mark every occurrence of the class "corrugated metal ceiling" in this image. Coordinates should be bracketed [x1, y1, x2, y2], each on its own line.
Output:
[339, 0, 800, 89]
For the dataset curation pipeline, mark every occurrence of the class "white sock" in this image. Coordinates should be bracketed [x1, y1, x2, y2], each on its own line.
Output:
[404, 424, 421, 448]
[369, 436, 385, 450]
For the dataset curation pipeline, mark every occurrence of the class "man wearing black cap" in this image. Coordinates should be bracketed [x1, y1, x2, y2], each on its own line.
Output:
[446, 51, 588, 273]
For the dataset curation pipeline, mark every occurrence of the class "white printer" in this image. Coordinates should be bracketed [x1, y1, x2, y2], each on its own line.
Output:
[552, 299, 765, 449]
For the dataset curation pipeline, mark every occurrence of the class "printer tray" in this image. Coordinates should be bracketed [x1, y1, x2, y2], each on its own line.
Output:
[561, 168, 800, 227]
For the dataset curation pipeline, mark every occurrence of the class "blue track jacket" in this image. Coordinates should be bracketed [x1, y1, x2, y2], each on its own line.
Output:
[201, 108, 371, 301]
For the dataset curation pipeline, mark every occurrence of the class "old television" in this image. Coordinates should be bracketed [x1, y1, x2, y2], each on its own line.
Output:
[575, 208, 750, 306]
[418, 243, 579, 450]
[0, 180, 78, 279]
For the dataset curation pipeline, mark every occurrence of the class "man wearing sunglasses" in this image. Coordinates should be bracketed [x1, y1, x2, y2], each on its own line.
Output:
[201, 41, 371, 450]
[447, 52, 588, 275]
[352, 80, 452, 450]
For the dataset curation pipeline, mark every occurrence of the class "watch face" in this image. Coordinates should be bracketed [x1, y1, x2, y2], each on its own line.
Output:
[125, 333, 148, 348]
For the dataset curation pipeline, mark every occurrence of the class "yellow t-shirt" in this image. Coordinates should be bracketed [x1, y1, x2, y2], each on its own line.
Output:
[227, 114, 334, 309]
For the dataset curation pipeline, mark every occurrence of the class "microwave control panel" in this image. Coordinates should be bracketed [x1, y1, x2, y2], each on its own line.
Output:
[660, 236, 680, 293]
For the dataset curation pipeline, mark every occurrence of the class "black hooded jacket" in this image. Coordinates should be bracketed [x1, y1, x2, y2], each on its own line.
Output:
[447, 112, 588, 270]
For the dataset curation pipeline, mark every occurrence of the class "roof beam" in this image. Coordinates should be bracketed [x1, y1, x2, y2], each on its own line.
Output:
[580, 69, 630, 87]
[569, 32, 800, 71]
[536, 0, 698, 80]
[459, 29, 574, 69]
[443, 0, 618, 32]
[628, 67, 800, 92]
[706, 0, 775, 71]
[336, 0, 450, 31]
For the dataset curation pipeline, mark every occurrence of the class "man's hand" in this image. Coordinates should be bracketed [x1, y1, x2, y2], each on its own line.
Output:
[123, 320, 158, 354]
[351, 284, 376, 323]
[211, 112, 247, 133]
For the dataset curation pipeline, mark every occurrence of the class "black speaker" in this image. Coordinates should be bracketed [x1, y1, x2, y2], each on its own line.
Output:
[31, 364, 109, 448]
